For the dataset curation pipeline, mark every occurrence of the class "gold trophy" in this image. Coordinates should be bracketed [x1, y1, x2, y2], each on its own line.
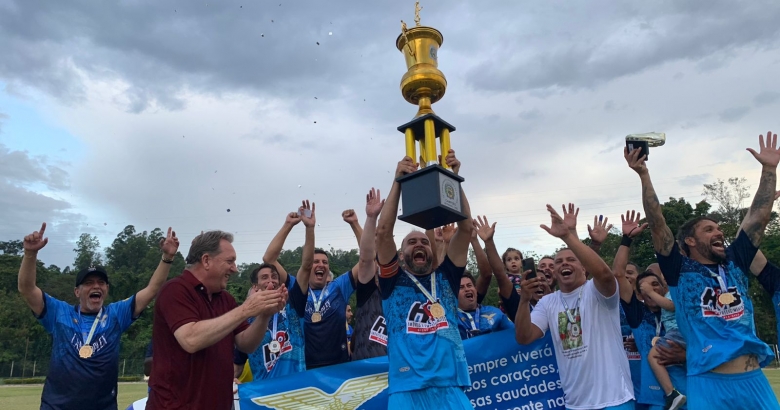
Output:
[395, 2, 466, 229]
[625, 132, 666, 160]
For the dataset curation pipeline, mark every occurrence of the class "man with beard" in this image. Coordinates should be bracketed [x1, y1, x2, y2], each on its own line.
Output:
[456, 274, 513, 339]
[627, 132, 780, 410]
[516, 204, 634, 409]
[538, 256, 556, 288]
[18, 224, 179, 410]
[352, 188, 390, 361]
[375, 150, 473, 409]
[148, 231, 286, 410]
[279, 201, 375, 369]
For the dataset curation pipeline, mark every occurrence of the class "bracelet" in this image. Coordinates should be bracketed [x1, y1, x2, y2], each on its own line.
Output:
[161, 256, 174, 264]
[621, 235, 633, 247]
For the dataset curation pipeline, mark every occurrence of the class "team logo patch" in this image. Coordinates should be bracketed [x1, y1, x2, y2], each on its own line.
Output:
[263, 330, 293, 372]
[369, 316, 388, 346]
[252, 373, 388, 410]
[406, 301, 449, 334]
[700, 286, 744, 320]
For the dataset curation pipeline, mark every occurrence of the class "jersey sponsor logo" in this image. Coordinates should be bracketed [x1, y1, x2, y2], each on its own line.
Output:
[70, 334, 108, 356]
[251, 373, 388, 410]
[406, 301, 449, 334]
[700, 286, 744, 320]
[369, 316, 388, 346]
[622, 336, 640, 360]
[263, 330, 293, 372]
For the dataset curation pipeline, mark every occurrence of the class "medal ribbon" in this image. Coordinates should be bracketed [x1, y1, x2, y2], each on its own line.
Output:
[560, 285, 584, 323]
[458, 306, 481, 332]
[271, 313, 278, 339]
[706, 265, 729, 294]
[77, 307, 103, 347]
[405, 271, 438, 304]
[654, 315, 662, 337]
[309, 287, 327, 314]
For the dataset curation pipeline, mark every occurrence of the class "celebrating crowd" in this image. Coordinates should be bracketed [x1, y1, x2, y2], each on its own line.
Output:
[17, 131, 780, 410]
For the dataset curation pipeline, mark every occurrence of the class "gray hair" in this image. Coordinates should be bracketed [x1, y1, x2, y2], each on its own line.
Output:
[186, 230, 234, 266]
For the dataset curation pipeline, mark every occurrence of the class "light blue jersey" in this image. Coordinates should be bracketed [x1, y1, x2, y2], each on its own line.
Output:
[656, 232, 773, 375]
[456, 304, 514, 340]
[248, 275, 305, 379]
[38, 293, 136, 410]
[378, 255, 470, 395]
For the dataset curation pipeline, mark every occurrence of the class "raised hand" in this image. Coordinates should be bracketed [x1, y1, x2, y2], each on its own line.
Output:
[587, 215, 612, 244]
[341, 209, 359, 225]
[395, 156, 418, 179]
[473, 215, 496, 242]
[434, 227, 444, 243]
[440, 149, 461, 175]
[621, 210, 649, 238]
[286, 211, 302, 226]
[519, 270, 545, 301]
[159, 227, 180, 258]
[624, 146, 648, 175]
[23, 223, 48, 253]
[747, 131, 780, 168]
[540, 204, 571, 239]
[299, 200, 316, 228]
[441, 223, 456, 243]
[365, 188, 385, 218]
[561, 203, 579, 233]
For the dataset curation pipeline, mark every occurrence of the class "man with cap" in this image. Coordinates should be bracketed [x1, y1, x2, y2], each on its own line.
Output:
[17, 223, 180, 410]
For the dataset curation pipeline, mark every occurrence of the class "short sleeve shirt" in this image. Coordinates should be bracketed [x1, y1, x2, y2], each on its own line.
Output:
[147, 271, 248, 410]
[352, 279, 388, 361]
[656, 232, 773, 375]
[289, 270, 355, 368]
[38, 293, 136, 410]
[378, 255, 470, 395]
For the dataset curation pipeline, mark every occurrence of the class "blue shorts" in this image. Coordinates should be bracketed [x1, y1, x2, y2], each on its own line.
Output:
[688, 369, 780, 410]
[656, 329, 686, 349]
[567, 399, 635, 410]
[388, 386, 471, 410]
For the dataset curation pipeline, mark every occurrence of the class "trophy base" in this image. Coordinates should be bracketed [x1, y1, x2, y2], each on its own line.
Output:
[396, 164, 466, 230]
[397, 113, 456, 138]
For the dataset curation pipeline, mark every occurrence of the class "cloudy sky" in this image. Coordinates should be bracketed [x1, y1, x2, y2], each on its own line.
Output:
[1, 0, 779, 269]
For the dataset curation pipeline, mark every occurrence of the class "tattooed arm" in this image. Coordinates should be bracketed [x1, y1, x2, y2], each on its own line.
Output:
[624, 147, 675, 256]
[741, 132, 780, 247]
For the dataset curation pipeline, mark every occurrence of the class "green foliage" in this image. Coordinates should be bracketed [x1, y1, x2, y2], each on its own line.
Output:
[1, 377, 46, 385]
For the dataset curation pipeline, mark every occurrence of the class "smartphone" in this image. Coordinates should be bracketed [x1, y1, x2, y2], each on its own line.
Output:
[522, 258, 537, 280]
[625, 140, 649, 160]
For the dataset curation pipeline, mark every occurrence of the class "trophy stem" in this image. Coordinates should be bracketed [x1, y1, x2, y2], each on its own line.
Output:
[415, 88, 434, 117]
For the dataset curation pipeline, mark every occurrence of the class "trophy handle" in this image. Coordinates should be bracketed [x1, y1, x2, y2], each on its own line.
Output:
[400, 21, 416, 59]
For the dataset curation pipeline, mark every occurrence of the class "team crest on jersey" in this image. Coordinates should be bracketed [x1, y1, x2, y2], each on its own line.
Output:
[406, 301, 449, 334]
[263, 330, 292, 371]
[700, 286, 744, 320]
[482, 313, 496, 326]
[369, 316, 388, 346]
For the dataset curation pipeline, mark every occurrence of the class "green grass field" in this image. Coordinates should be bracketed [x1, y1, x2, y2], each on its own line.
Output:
[0, 382, 148, 410]
[1, 372, 780, 409]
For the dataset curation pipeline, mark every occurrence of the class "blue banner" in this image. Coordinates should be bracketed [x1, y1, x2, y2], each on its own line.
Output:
[238, 330, 564, 410]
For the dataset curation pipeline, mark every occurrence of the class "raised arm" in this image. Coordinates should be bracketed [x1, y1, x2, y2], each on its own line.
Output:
[742, 131, 780, 247]
[638, 281, 674, 312]
[134, 227, 179, 317]
[470, 225, 492, 297]
[587, 215, 612, 255]
[613, 211, 649, 303]
[443, 150, 474, 267]
[542, 204, 616, 297]
[376, 157, 417, 264]
[263, 211, 303, 284]
[625, 147, 675, 256]
[342, 209, 363, 245]
[426, 229, 442, 269]
[18, 223, 47, 316]
[515, 272, 545, 345]
[358, 188, 384, 284]
[294, 200, 316, 291]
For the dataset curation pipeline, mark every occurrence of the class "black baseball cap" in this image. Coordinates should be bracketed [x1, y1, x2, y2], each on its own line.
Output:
[75, 266, 110, 287]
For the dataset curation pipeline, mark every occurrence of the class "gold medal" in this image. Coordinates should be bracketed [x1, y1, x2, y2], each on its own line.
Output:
[429, 303, 445, 319]
[719, 292, 735, 305]
[79, 345, 93, 359]
[651, 337, 660, 346]
[311, 312, 322, 323]
[269, 340, 281, 353]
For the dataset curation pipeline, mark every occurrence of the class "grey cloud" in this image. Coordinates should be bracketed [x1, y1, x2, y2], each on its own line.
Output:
[754, 91, 780, 107]
[0, 145, 71, 190]
[679, 173, 710, 187]
[719, 106, 751, 123]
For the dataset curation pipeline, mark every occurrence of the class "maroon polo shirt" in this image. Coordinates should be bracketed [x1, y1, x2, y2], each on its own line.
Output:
[147, 270, 249, 410]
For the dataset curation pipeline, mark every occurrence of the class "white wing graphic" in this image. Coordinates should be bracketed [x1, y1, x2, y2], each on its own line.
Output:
[251, 373, 388, 410]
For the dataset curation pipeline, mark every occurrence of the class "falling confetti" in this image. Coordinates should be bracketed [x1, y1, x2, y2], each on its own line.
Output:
[271, 19, 274, 22]
[261, 33, 264, 37]
[328, 32, 333, 36]
[227, 209, 231, 212]
[104, 223, 107, 226]
[316, 42, 320, 45]
[314, 97, 317, 99]
[314, 121, 317, 123]
[298, 185, 302, 188]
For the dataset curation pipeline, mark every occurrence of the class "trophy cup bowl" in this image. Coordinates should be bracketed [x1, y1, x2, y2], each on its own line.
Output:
[396, 26, 447, 117]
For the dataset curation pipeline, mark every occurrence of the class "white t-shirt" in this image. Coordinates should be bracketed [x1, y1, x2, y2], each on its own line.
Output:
[530, 279, 634, 409]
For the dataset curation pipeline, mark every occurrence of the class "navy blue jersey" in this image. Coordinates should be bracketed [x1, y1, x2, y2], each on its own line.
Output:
[38, 293, 136, 410]
[249, 275, 305, 379]
[290, 270, 355, 368]
[656, 232, 773, 375]
[352, 279, 388, 360]
[757, 261, 780, 348]
[378, 255, 469, 394]
[456, 305, 514, 340]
